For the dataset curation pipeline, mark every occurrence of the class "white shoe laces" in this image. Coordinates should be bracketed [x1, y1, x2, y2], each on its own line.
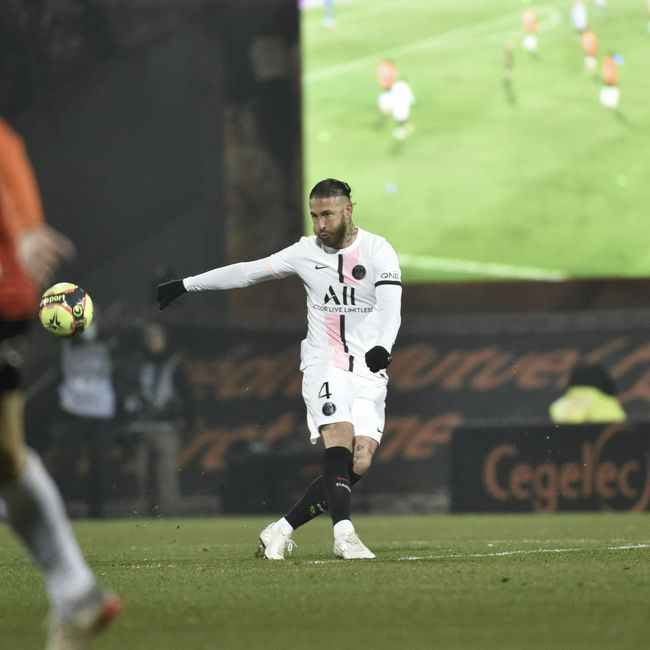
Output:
[346, 534, 365, 549]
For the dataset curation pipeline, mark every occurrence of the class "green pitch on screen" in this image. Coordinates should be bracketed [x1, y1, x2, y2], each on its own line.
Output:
[302, 0, 650, 283]
[1, 515, 648, 649]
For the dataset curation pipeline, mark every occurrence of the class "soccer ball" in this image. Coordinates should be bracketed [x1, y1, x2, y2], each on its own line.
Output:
[38, 282, 94, 337]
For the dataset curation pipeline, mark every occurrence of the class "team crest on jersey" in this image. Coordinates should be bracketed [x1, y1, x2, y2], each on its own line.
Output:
[352, 265, 366, 280]
[322, 402, 337, 416]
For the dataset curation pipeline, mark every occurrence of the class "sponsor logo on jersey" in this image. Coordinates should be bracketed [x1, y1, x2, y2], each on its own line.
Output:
[315, 264, 328, 270]
[324, 285, 356, 305]
[380, 272, 400, 280]
[352, 264, 366, 280]
[322, 401, 337, 416]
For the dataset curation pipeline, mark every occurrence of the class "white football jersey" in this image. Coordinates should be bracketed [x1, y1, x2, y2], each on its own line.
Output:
[267, 228, 402, 376]
[184, 227, 402, 378]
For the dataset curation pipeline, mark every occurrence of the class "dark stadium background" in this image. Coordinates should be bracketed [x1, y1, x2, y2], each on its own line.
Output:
[2, 0, 649, 517]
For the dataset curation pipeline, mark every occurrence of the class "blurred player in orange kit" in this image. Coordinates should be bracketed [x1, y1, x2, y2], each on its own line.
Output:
[521, 7, 538, 53]
[581, 29, 598, 75]
[376, 59, 398, 121]
[599, 52, 620, 109]
[0, 116, 121, 649]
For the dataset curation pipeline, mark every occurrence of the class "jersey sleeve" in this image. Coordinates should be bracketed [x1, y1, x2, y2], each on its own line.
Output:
[0, 118, 45, 239]
[183, 242, 299, 291]
[373, 239, 402, 352]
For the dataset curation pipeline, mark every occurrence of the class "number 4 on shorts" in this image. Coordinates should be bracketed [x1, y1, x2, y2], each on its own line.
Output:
[319, 381, 332, 399]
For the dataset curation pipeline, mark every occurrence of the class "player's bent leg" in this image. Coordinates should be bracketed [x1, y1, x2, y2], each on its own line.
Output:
[321, 424, 375, 559]
[281, 461, 368, 534]
[352, 435, 378, 477]
[320, 423, 354, 528]
[13, 453, 122, 648]
[0, 391, 28, 484]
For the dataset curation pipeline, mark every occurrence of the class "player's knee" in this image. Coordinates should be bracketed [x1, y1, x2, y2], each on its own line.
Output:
[353, 452, 373, 476]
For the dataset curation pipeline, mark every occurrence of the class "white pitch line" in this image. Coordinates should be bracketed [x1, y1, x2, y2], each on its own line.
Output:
[398, 543, 650, 561]
[304, 543, 650, 564]
[304, 5, 562, 84]
[399, 253, 568, 281]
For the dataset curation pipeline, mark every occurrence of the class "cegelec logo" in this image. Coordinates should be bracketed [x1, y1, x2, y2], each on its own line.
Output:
[481, 424, 650, 513]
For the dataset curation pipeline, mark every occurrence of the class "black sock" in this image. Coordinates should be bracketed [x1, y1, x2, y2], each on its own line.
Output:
[322, 446, 352, 525]
[285, 465, 363, 530]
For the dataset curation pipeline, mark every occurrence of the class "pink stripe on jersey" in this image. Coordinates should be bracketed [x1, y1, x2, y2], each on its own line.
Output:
[266, 257, 280, 278]
[341, 249, 361, 285]
[325, 313, 349, 370]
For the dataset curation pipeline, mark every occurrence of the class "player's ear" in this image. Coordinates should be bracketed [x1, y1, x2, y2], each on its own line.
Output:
[344, 201, 353, 219]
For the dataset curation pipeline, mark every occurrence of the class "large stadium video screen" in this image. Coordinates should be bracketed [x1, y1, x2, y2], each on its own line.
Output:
[301, 0, 650, 283]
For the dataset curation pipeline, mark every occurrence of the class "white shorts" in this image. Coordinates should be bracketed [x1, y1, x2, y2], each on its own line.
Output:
[599, 85, 620, 109]
[391, 103, 411, 123]
[522, 34, 538, 52]
[378, 91, 392, 115]
[302, 364, 387, 445]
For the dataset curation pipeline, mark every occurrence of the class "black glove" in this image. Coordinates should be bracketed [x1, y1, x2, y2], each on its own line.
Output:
[365, 346, 392, 373]
[156, 279, 186, 310]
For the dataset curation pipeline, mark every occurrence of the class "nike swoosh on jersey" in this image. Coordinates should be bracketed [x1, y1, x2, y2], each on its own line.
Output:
[315, 264, 328, 269]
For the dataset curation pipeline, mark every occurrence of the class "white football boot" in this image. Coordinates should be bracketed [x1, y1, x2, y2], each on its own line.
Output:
[45, 588, 122, 650]
[333, 532, 376, 559]
[256, 523, 295, 560]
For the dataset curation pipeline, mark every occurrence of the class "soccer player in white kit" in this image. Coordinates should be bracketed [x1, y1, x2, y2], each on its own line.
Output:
[157, 179, 402, 559]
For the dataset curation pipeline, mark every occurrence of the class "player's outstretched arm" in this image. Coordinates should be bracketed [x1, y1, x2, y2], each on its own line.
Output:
[156, 251, 299, 310]
[156, 279, 187, 310]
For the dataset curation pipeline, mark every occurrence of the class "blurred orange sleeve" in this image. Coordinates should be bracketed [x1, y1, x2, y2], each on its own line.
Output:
[0, 117, 45, 240]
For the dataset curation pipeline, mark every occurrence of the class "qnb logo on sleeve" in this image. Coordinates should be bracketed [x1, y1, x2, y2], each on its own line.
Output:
[379, 272, 401, 280]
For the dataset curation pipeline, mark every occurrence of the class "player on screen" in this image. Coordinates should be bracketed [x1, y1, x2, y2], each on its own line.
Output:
[581, 29, 598, 75]
[322, 0, 336, 28]
[388, 78, 415, 141]
[599, 52, 620, 109]
[521, 7, 538, 54]
[571, 0, 588, 33]
[376, 59, 398, 121]
[157, 178, 402, 560]
[0, 116, 121, 649]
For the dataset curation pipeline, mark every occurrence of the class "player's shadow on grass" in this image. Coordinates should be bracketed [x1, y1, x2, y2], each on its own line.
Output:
[502, 79, 516, 105]
[612, 109, 630, 126]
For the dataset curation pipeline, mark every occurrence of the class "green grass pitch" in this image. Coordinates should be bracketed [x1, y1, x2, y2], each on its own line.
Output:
[302, 0, 650, 282]
[1, 514, 649, 648]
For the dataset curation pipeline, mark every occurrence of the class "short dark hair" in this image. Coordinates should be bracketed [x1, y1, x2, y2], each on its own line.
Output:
[568, 363, 617, 396]
[309, 178, 352, 201]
